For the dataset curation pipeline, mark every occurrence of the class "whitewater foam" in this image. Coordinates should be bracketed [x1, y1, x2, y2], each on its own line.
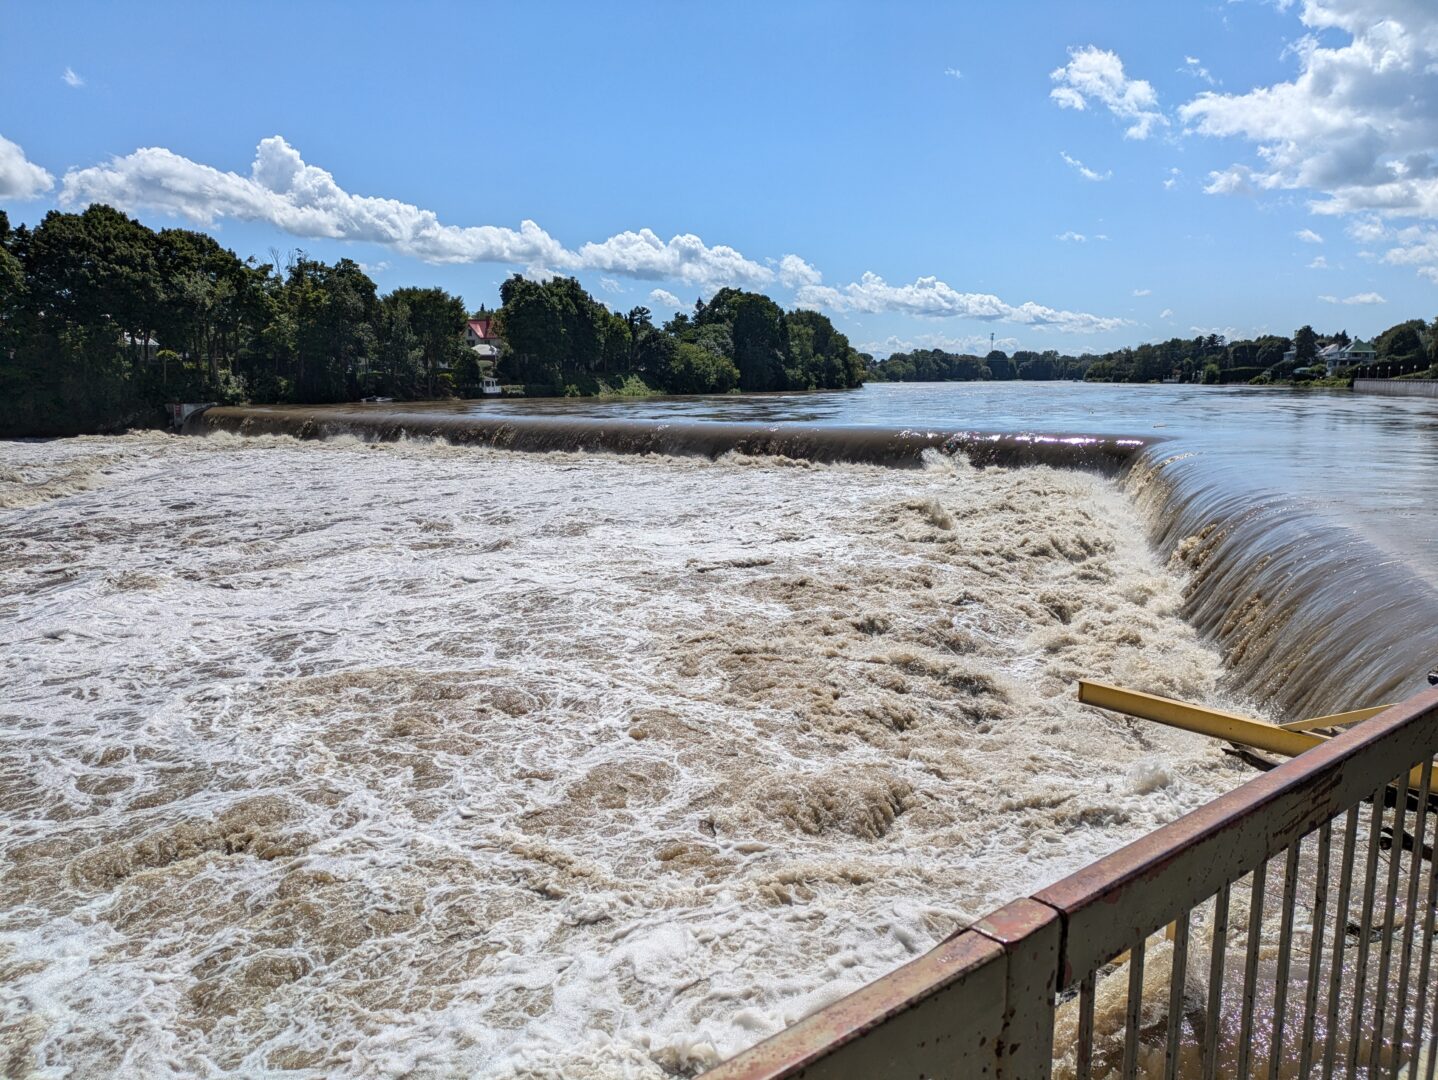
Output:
[0, 433, 1245, 1077]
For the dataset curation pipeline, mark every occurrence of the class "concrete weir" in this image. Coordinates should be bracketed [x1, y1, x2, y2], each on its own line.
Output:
[186, 403, 1153, 474]
[1351, 377, 1438, 398]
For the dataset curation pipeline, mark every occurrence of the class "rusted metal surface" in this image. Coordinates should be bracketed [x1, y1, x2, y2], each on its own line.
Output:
[973, 900, 1062, 1078]
[700, 686, 1438, 1080]
[698, 931, 1007, 1080]
[1037, 686, 1438, 981]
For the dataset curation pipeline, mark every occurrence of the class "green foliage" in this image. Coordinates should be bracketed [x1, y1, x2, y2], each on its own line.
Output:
[1375, 319, 1425, 363]
[655, 341, 740, 394]
[1293, 325, 1317, 363]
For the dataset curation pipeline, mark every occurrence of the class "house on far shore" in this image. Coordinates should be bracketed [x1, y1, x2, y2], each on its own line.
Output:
[1282, 338, 1377, 374]
[121, 331, 161, 362]
[1318, 338, 1376, 374]
[465, 317, 501, 373]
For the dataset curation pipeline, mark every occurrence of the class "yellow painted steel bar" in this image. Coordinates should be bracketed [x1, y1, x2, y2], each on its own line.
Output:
[1280, 704, 1395, 732]
[1079, 681, 1432, 790]
[1077, 680, 1327, 758]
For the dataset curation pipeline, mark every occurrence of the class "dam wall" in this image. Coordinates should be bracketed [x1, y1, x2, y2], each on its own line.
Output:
[1352, 377, 1438, 398]
[187, 405, 1149, 474]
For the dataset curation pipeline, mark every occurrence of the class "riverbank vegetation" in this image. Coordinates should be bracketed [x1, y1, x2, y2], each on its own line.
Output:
[3, 203, 1435, 437]
[0, 205, 863, 437]
[867, 322, 1437, 387]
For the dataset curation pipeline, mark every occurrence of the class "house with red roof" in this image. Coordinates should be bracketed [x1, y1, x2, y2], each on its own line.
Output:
[465, 317, 501, 365]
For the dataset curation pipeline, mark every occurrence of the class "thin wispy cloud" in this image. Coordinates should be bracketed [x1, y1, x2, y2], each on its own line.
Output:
[1308, 255, 1329, 269]
[1133, 288, 1152, 296]
[1179, 56, 1216, 85]
[943, 67, 962, 79]
[1295, 228, 1324, 244]
[62, 66, 85, 89]
[1321, 292, 1387, 305]
[1060, 150, 1111, 182]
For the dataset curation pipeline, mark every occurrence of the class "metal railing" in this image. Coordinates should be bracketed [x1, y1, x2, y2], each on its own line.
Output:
[701, 685, 1438, 1079]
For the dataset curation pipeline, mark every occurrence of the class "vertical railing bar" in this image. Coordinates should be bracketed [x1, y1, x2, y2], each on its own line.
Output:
[1077, 969, 1096, 1080]
[1392, 760, 1433, 1079]
[1122, 938, 1147, 1080]
[1300, 820, 1334, 1079]
[1408, 777, 1438, 1080]
[1236, 864, 1268, 1080]
[1202, 883, 1230, 1080]
[1369, 773, 1411, 1078]
[1324, 806, 1362, 1080]
[1347, 785, 1390, 1080]
[1165, 910, 1191, 1080]
[1268, 840, 1303, 1080]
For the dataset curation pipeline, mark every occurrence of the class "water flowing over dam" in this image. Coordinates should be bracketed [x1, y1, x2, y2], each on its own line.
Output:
[188, 403, 1149, 474]
[192, 393, 1438, 719]
[6, 382, 1436, 1077]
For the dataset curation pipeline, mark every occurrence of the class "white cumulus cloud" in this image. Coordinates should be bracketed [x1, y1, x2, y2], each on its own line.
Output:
[1321, 291, 1388, 304]
[1309, 255, 1330, 269]
[60, 136, 776, 288]
[648, 288, 682, 308]
[794, 272, 1126, 334]
[1051, 45, 1168, 139]
[0, 134, 54, 199]
[1180, 1, 1438, 278]
[777, 254, 823, 288]
[1295, 228, 1324, 244]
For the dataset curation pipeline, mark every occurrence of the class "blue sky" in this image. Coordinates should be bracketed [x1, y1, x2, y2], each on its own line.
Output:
[3, 0, 1436, 355]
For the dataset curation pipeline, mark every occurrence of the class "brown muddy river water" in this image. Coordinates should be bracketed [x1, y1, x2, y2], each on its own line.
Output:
[2, 430, 1249, 1077]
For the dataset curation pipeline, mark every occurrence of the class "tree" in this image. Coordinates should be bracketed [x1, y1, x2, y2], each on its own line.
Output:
[698, 288, 788, 391]
[1293, 325, 1318, 363]
[385, 286, 468, 396]
[654, 340, 740, 394]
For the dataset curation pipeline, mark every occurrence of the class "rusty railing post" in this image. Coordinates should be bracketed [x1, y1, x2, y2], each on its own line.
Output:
[975, 899, 1062, 1080]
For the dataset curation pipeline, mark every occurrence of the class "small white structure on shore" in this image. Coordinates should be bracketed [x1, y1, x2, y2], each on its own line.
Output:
[168, 402, 214, 429]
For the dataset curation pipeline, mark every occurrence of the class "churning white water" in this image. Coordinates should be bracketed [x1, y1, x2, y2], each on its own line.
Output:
[0, 432, 1249, 1078]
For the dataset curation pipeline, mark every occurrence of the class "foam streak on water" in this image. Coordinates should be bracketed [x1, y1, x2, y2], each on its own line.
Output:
[2, 433, 1244, 1078]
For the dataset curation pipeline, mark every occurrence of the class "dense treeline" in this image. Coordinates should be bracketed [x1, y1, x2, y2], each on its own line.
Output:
[494, 276, 865, 395]
[0, 204, 864, 437]
[0, 204, 475, 436]
[868, 322, 1438, 387]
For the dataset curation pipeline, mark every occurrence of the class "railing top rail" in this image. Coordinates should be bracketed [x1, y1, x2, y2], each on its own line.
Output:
[699, 685, 1438, 1078]
[699, 930, 1006, 1079]
[1035, 685, 1438, 982]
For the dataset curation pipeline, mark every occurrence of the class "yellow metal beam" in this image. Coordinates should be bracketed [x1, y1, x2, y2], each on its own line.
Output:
[1077, 680, 1326, 759]
[1279, 704, 1395, 732]
[1079, 682, 1432, 791]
